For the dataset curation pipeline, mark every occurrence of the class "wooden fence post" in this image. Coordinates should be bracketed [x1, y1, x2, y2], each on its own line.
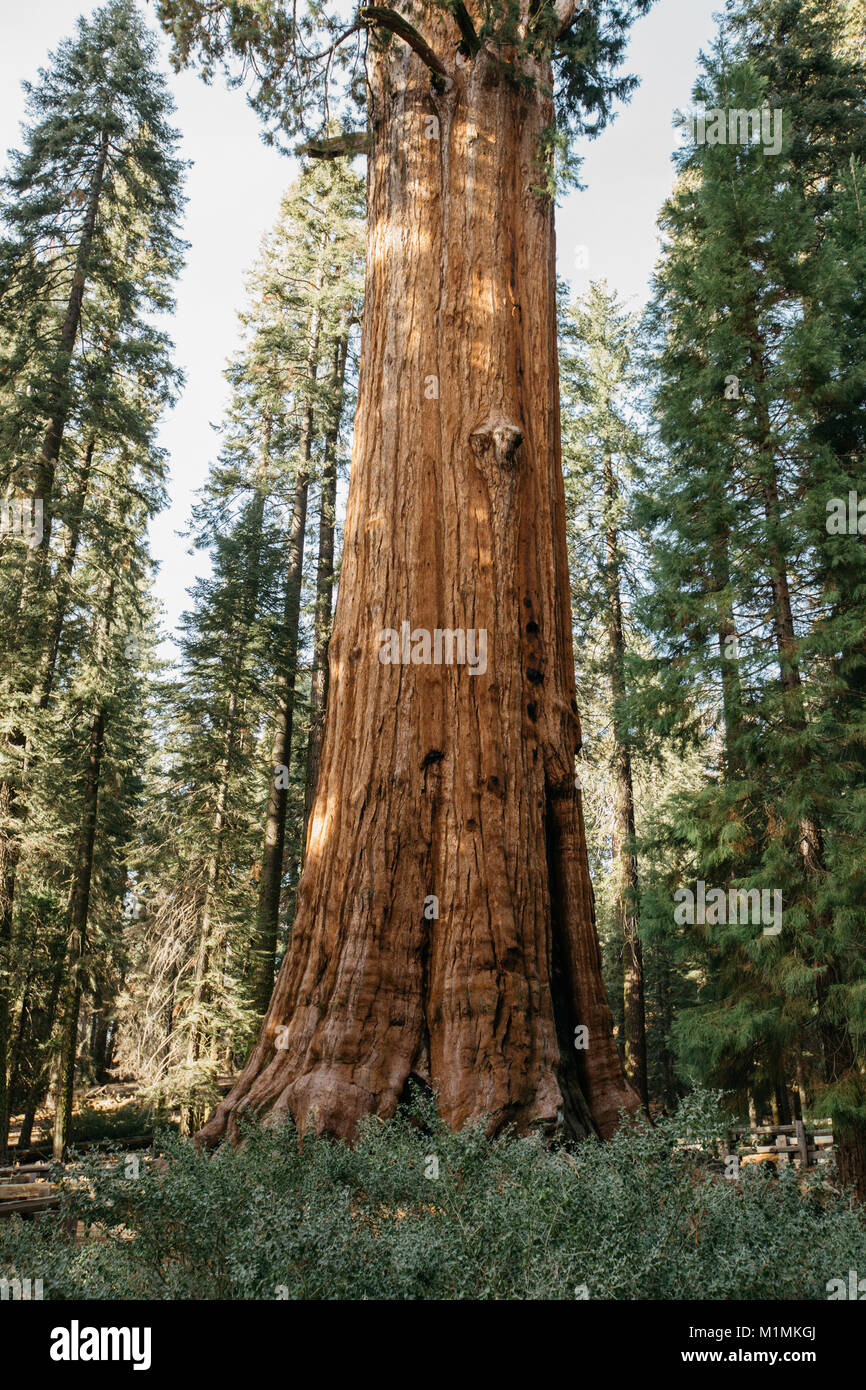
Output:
[795, 1118, 809, 1168]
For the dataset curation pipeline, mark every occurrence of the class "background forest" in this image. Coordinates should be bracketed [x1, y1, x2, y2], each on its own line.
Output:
[0, 0, 865, 1271]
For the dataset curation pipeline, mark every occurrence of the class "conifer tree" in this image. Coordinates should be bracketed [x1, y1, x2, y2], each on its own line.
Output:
[640, 0, 866, 1193]
[560, 281, 649, 1105]
[127, 161, 362, 1119]
[0, 0, 184, 1157]
[250, 159, 363, 1023]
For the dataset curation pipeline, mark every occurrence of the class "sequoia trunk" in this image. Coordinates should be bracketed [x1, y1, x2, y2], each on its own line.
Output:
[200, 30, 637, 1146]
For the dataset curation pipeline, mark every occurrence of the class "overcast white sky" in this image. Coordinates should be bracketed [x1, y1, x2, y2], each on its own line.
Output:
[0, 0, 719, 653]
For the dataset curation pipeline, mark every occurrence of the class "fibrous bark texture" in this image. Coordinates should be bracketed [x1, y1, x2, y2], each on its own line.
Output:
[199, 23, 638, 1149]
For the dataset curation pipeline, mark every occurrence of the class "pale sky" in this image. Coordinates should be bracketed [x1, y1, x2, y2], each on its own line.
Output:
[0, 0, 719, 655]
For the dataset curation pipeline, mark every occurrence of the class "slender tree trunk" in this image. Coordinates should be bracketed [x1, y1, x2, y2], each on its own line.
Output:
[22, 134, 109, 589]
[86, 856, 126, 1083]
[250, 473, 310, 1021]
[187, 466, 270, 1073]
[603, 454, 647, 1107]
[0, 802, 18, 1161]
[186, 692, 236, 1071]
[657, 956, 678, 1109]
[6, 970, 35, 1113]
[712, 522, 745, 777]
[202, 31, 637, 1146]
[103, 1018, 117, 1074]
[52, 566, 115, 1158]
[251, 328, 320, 1021]
[773, 1079, 791, 1126]
[52, 698, 107, 1158]
[89, 986, 110, 1082]
[15, 931, 67, 1150]
[34, 435, 96, 712]
[0, 440, 98, 1154]
[795, 1052, 809, 1119]
[303, 332, 349, 843]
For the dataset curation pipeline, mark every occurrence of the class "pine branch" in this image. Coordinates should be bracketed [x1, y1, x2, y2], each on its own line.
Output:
[305, 23, 365, 63]
[359, 7, 449, 79]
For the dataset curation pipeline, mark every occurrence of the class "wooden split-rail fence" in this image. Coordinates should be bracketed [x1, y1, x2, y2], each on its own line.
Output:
[1, 1077, 237, 1219]
[0, 1164, 59, 1218]
[727, 1119, 834, 1170]
[0, 1141, 155, 1220]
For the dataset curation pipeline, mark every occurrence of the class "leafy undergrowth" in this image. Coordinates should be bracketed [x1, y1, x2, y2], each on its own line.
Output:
[2, 1090, 864, 1300]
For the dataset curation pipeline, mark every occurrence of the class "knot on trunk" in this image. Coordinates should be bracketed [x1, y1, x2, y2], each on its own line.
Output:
[470, 418, 523, 468]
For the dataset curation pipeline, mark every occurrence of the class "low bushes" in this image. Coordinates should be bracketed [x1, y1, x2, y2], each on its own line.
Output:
[2, 1089, 864, 1300]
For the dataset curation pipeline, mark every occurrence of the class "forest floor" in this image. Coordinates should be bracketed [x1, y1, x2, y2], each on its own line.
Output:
[8, 1079, 171, 1155]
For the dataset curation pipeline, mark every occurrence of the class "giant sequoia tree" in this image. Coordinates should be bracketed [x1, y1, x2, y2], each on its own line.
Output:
[156, 0, 655, 1145]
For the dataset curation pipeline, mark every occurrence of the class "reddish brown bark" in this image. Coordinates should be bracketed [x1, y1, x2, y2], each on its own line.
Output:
[200, 23, 637, 1148]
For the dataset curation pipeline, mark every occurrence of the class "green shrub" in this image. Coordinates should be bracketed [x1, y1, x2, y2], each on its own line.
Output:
[2, 1089, 864, 1300]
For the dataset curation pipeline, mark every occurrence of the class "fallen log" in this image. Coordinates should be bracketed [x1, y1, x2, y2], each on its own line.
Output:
[0, 1194, 59, 1218]
[0, 1182, 54, 1201]
[12, 1133, 154, 1164]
